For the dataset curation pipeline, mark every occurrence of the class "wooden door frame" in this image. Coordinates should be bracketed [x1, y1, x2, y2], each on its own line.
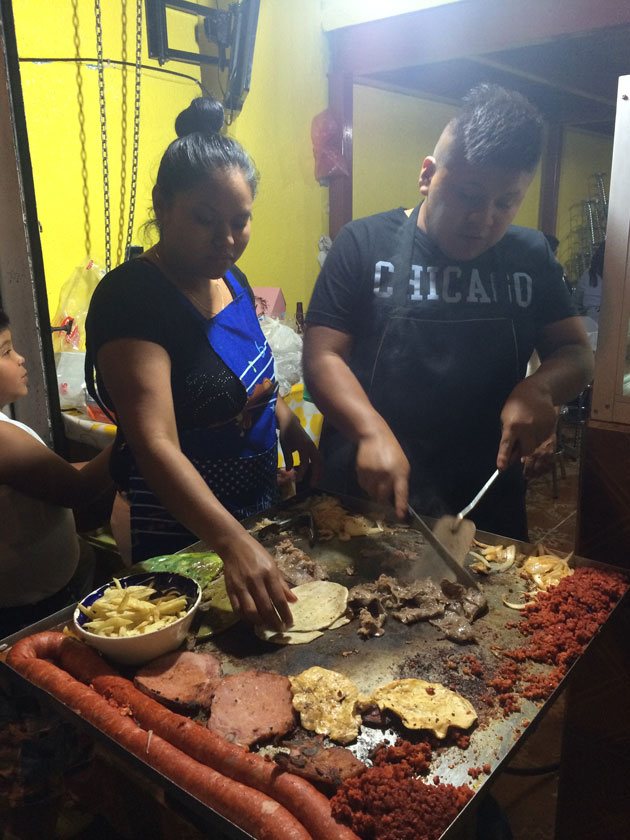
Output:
[326, 0, 630, 238]
[0, 0, 63, 448]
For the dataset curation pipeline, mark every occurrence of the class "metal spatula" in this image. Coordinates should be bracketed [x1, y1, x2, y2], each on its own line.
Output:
[432, 469, 500, 559]
[407, 504, 478, 588]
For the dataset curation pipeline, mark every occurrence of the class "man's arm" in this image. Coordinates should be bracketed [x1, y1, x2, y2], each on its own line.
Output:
[498, 316, 594, 469]
[303, 325, 410, 517]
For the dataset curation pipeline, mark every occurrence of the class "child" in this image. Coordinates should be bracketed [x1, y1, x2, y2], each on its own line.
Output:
[0, 307, 113, 637]
[1, 308, 116, 837]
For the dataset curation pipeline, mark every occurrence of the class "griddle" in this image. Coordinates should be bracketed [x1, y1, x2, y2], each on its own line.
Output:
[1, 491, 627, 840]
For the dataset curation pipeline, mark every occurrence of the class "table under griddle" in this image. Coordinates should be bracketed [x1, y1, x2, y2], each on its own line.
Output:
[1, 492, 627, 839]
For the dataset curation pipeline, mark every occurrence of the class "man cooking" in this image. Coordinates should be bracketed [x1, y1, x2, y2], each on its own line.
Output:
[303, 84, 594, 541]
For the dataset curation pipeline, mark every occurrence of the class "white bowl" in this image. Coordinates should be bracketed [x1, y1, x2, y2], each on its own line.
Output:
[73, 571, 202, 666]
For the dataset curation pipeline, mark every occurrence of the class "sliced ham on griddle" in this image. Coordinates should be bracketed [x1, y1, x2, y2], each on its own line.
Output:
[134, 650, 222, 711]
[208, 670, 296, 748]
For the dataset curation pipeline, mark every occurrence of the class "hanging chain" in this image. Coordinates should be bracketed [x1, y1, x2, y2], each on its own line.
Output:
[71, 0, 91, 257]
[125, 0, 143, 256]
[94, 0, 111, 271]
[116, 0, 129, 267]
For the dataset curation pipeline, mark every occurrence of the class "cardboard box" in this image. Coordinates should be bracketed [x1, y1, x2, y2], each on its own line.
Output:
[252, 286, 286, 318]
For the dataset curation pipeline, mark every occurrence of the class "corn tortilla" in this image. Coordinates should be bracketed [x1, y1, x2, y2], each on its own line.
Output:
[255, 626, 324, 645]
[286, 581, 349, 632]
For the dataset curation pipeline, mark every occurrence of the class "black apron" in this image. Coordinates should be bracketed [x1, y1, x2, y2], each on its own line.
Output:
[320, 206, 528, 540]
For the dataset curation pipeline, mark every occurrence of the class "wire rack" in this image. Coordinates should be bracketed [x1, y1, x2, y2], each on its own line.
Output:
[564, 172, 608, 285]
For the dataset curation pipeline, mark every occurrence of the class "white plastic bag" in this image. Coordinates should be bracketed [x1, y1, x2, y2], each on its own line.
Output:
[55, 351, 87, 411]
[259, 315, 303, 396]
[52, 259, 104, 352]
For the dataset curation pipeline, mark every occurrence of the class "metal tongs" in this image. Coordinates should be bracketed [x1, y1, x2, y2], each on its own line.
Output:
[255, 511, 318, 546]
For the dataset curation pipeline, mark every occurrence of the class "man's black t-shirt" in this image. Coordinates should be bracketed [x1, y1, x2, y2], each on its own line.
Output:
[306, 208, 576, 536]
[307, 208, 574, 369]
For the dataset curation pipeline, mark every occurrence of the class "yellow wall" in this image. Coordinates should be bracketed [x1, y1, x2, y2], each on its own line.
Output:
[353, 86, 456, 217]
[352, 84, 541, 228]
[12, 2, 612, 320]
[14, 1, 203, 318]
[556, 127, 612, 281]
[14, 0, 328, 319]
[226, 0, 328, 314]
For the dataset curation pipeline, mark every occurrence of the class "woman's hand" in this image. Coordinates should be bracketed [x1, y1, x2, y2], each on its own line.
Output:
[276, 397, 321, 485]
[219, 530, 297, 630]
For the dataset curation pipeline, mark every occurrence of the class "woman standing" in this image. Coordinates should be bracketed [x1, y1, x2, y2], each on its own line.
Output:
[86, 97, 317, 630]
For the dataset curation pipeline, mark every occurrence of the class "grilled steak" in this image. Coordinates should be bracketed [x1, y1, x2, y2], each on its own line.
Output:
[208, 670, 296, 747]
[274, 733, 365, 790]
[134, 650, 222, 711]
[430, 613, 477, 643]
[272, 538, 328, 586]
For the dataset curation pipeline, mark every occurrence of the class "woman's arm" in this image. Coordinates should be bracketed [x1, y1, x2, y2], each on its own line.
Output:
[96, 337, 295, 630]
[0, 425, 113, 508]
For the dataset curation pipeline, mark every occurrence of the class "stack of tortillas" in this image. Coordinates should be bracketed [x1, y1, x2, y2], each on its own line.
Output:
[255, 580, 350, 645]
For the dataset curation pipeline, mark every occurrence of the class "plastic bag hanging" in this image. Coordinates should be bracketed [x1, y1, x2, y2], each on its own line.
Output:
[51, 259, 105, 353]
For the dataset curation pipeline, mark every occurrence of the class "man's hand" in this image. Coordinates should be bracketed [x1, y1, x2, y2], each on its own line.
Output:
[498, 378, 557, 470]
[356, 425, 410, 519]
[276, 397, 322, 485]
[522, 432, 557, 479]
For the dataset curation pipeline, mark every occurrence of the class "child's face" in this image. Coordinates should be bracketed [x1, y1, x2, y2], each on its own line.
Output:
[0, 329, 28, 404]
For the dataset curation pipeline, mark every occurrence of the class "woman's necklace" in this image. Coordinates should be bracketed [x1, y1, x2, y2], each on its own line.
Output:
[152, 247, 229, 317]
[185, 280, 229, 318]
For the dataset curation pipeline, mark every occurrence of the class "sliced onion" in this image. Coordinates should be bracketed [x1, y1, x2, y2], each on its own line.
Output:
[503, 595, 536, 610]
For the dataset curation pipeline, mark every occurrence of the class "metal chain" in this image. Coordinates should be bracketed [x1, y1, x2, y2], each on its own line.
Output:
[116, 0, 129, 267]
[94, 0, 111, 271]
[71, 0, 91, 257]
[125, 0, 143, 256]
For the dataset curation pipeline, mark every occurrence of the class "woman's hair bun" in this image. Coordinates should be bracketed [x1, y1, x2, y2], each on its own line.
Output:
[175, 97, 224, 138]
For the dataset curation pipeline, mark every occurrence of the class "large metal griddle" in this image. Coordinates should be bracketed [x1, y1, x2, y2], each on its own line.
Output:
[1, 491, 627, 840]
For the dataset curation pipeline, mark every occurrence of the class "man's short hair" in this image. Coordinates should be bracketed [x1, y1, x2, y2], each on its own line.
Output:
[441, 84, 544, 172]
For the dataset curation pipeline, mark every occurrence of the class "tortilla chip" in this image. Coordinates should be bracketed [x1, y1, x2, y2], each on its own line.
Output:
[370, 678, 477, 739]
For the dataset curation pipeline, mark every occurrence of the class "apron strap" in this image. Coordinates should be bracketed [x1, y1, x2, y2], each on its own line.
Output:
[392, 205, 422, 307]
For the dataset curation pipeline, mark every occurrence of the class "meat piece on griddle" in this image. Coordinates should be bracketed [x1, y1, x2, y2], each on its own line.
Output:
[274, 733, 365, 791]
[357, 606, 387, 638]
[348, 582, 382, 608]
[349, 573, 486, 638]
[392, 603, 444, 624]
[208, 670, 296, 747]
[272, 538, 328, 587]
[430, 613, 477, 643]
[134, 650, 222, 711]
[441, 580, 488, 621]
